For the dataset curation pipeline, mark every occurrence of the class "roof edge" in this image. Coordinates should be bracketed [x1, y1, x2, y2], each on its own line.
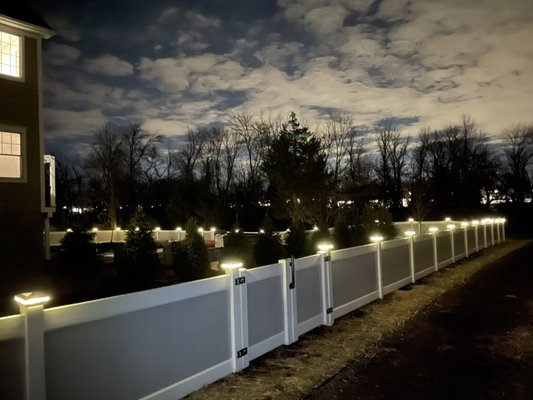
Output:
[0, 14, 54, 39]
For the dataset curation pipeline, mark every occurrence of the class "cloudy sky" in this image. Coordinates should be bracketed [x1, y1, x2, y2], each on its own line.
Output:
[27, 0, 533, 156]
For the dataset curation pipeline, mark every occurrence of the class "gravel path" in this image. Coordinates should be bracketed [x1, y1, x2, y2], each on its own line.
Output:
[186, 240, 531, 400]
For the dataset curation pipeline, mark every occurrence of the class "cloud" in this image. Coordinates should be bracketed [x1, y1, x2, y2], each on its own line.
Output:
[45, 43, 81, 66]
[83, 55, 135, 77]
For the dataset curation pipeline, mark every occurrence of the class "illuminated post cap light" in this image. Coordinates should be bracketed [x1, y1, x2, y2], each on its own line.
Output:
[135, 227, 140, 231]
[198, 227, 204, 233]
[14, 292, 51, 307]
[259, 229, 265, 234]
[176, 226, 182, 231]
[471, 220, 479, 226]
[312, 225, 319, 231]
[115, 227, 121, 231]
[370, 235, 384, 242]
[317, 242, 334, 252]
[460, 222, 469, 228]
[428, 227, 439, 234]
[408, 218, 414, 222]
[210, 227, 216, 232]
[446, 224, 456, 230]
[404, 230, 416, 237]
[154, 227, 161, 231]
[444, 217, 451, 222]
[92, 227, 98, 232]
[234, 228, 240, 233]
[221, 262, 243, 271]
[66, 228, 73, 233]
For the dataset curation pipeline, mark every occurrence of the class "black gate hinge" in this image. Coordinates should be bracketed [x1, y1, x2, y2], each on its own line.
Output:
[324, 255, 331, 262]
[237, 347, 248, 358]
[326, 307, 333, 314]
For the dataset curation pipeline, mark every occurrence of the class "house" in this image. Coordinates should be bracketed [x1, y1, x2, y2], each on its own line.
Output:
[0, 4, 54, 278]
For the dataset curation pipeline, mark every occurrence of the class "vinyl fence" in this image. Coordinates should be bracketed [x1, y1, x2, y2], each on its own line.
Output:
[0, 220, 506, 400]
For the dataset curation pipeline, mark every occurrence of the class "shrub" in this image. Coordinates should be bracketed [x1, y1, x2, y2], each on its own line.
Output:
[115, 209, 161, 286]
[253, 218, 285, 266]
[285, 222, 308, 258]
[222, 226, 249, 263]
[172, 218, 209, 281]
[360, 204, 397, 241]
[59, 227, 98, 269]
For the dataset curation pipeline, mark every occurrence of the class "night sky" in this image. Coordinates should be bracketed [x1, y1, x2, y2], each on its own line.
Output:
[26, 0, 533, 157]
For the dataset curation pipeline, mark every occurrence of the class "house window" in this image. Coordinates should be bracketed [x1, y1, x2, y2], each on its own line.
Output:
[0, 131, 23, 179]
[0, 31, 21, 78]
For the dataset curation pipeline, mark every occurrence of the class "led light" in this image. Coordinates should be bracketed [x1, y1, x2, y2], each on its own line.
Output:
[446, 224, 456, 230]
[92, 227, 98, 232]
[460, 222, 469, 228]
[115, 227, 121, 231]
[408, 218, 414, 222]
[312, 225, 319, 231]
[221, 262, 243, 270]
[14, 292, 51, 307]
[135, 227, 140, 231]
[154, 227, 161, 231]
[66, 228, 73, 233]
[198, 228, 204, 233]
[176, 226, 182, 231]
[234, 228, 240, 233]
[471, 220, 479, 226]
[259, 229, 265, 234]
[445, 217, 451, 222]
[370, 235, 384, 242]
[404, 230, 416, 236]
[317, 243, 334, 252]
[428, 227, 439, 234]
[210, 227, 216, 232]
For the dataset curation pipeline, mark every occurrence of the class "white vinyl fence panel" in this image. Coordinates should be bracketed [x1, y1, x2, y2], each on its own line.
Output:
[0, 218, 506, 400]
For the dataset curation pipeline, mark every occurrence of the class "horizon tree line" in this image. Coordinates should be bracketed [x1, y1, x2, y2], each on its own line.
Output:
[52, 112, 533, 232]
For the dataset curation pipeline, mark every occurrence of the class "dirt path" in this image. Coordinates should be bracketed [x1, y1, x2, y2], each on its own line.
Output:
[186, 240, 531, 400]
[306, 241, 533, 400]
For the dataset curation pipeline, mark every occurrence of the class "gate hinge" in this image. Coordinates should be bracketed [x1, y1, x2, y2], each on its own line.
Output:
[324, 256, 331, 262]
[237, 347, 248, 358]
[326, 307, 333, 314]
[234, 276, 246, 286]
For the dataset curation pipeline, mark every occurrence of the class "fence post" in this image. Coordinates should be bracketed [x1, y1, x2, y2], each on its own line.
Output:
[483, 221, 488, 249]
[496, 220, 501, 243]
[223, 263, 249, 372]
[490, 220, 495, 246]
[428, 227, 439, 272]
[461, 223, 469, 258]
[370, 237, 384, 299]
[473, 221, 479, 252]
[317, 245, 334, 326]
[14, 292, 50, 400]
[502, 219, 506, 241]
[281, 258, 298, 344]
[405, 232, 416, 283]
[447, 225, 456, 263]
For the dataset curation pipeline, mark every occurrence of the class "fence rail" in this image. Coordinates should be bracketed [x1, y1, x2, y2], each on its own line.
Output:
[0, 219, 506, 400]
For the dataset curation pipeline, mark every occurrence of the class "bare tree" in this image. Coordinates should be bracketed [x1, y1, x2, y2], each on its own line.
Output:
[502, 124, 533, 203]
[374, 124, 409, 212]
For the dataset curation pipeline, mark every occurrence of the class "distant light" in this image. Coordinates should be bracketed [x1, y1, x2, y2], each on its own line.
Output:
[408, 218, 414, 222]
[176, 226, 182, 231]
[14, 292, 51, 307]
[374, 219, 379, 223]
[312, 225, 319, 231]
[234, 228, 240, 233]
[210, 227, 216, 232]
[154, 227, 161, 231]
[198, 228, 204, 233]
[460, 222, 469, 228]
[259, 229, 265, 234]
[135, 227, 140, 232]
[370, 235, 384, 242]
[92, 227, 98, 232]
[471, 220, 479, 226]
[317, 243, 334, 252]
[66, 228, 73, 233]
[428, 227, 439, 234]
[447, 224, 456, 230]
[404, 230, 416, 237]
[115, 227, 121, 231]
[445, 217, 451, 222]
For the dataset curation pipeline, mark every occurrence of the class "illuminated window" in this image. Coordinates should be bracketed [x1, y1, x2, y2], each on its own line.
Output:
[0, 31, 21, 78]
[0, 131, 23, 179]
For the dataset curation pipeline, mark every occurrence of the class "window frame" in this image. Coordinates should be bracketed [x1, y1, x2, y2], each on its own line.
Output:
[0, 125, 26, 183]
[0, 26, 24, 82]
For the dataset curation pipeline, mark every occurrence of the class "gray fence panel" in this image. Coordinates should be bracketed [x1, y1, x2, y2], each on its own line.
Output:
[44, 290, 231, 400]
[437, 234, 452, 264]
[247, 276, 284, 347]
[296, 259, 323, 324]
[381, 243, 410, 286]
[467, 228, 476, 253]
[0, 339, 24, 400]
[331, 252, 377, 308]
[414, 237, 434, 273]
[454, 230, 466, 258]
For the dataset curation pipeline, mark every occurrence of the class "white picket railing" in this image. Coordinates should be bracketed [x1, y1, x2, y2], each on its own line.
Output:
[0, 219, 506, 400]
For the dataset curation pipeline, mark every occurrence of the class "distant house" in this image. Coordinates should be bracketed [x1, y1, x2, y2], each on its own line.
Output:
[0, 4, 54, 277]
